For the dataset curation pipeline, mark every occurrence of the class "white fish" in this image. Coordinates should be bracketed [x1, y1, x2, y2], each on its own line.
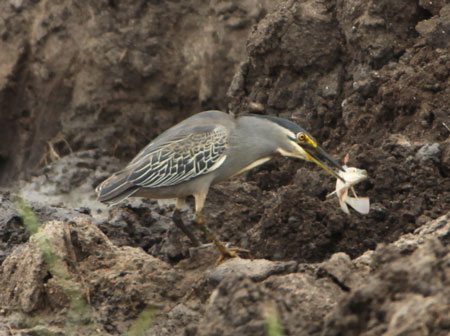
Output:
[328, 155, 370, 215]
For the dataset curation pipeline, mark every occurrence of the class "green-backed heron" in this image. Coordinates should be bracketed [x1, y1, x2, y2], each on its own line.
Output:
[96, 110, 344, 259]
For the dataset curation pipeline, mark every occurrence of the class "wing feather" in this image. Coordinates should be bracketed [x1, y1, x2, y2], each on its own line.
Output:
[125, 125, 228, 188]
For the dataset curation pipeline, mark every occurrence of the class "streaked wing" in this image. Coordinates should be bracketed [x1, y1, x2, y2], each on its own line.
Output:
[125, 125, 228, 188]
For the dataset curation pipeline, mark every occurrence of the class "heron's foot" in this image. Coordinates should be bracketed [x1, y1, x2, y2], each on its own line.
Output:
[216, 244, 253, 264]
[192, 213, 252, 263]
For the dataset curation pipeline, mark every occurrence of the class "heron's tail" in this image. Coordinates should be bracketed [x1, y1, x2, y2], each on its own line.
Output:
[95, 171, 139, 205]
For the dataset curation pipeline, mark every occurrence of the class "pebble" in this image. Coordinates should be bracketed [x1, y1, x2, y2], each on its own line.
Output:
[416, 143, 441, 162]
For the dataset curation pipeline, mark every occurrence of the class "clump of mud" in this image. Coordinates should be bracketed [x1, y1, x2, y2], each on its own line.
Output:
[1, 0, 450, 335]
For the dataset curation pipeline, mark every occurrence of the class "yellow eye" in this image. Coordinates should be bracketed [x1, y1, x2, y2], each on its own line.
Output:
[297, 133, 306, 142]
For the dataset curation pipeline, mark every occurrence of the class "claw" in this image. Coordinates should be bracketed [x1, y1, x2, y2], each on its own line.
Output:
[216, 246, 253, 264]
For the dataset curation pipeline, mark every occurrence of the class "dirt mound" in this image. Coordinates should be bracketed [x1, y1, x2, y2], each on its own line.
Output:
[1, 208, 449, 335]
[0, 217, 183, 335]
[0, 0, 449, 334]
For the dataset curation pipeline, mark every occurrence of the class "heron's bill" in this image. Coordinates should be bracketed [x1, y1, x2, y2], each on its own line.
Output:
[303, 146, 345, 182]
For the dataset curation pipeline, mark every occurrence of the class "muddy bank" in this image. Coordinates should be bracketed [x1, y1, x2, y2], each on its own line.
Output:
[1, 200, 449, 335]
[0, 0, 450, 335]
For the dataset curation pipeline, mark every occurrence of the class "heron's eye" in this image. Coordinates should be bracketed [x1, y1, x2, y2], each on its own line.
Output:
[297, 133, 306, 142]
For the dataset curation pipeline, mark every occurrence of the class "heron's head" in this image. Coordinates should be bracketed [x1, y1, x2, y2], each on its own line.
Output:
[254, 115, 345, 180]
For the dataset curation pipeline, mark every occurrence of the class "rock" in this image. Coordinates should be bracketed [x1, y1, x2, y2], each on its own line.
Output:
[416, 5, 450, 48]
[0, 217, 183, 334]
[0, 241, 48, 313]
[231, 0, 342, 114]
[318, 252, 358, 290]
[416, 143, 441, 162]
[0, 193, 29, 264]
[387, 294, 443, 336]
[440, 140, 450, 177]
[205, 258, 297, 284]
[323, 213, 450, 336]
[319, 66, 344, 98]
[419, 0, 447, 15]
[197, 270, 343, 336]
[351, 64, 379, 98]
[0, 192, 92, 265]
[336, 0, 419, 67]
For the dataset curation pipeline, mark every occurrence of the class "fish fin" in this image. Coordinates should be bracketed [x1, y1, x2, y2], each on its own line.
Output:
[346, 196, 370, 214]
[339, 198, 350, 214]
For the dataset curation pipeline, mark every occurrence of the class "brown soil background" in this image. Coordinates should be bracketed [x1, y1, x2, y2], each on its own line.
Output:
[0, 0, 449, 335]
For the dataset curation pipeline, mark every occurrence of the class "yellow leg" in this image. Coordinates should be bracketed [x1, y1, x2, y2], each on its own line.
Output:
[194, 210, 231, 258]
[193, 191, 251, 263]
